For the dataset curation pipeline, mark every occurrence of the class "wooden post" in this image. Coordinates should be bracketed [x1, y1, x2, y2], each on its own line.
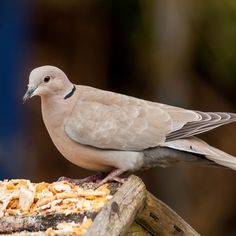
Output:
[86, 175, 200, 236]
[86, 175, 146, 236]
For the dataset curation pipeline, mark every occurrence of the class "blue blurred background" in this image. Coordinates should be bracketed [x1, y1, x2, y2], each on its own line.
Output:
[1, 1, 236, 235]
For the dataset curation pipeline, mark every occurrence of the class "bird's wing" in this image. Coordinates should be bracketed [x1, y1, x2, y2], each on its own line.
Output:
[64, 86, 199, 151]
[166, 111, 236, 141]
[65, 86, 236, 150]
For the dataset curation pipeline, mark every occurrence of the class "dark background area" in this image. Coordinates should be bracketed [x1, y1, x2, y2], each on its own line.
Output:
[1, 1, 236, 235]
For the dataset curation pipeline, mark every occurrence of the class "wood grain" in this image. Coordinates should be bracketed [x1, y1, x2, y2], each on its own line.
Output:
[0, 212, 97, 234]
[86, 175, 146, 236]
[137, 192, 200, 236]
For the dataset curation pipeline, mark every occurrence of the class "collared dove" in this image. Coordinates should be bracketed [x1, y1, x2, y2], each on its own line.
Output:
[23, 65, 236, 185]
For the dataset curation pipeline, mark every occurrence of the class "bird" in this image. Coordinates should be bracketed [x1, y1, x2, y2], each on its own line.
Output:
[23, 65, 236, 185]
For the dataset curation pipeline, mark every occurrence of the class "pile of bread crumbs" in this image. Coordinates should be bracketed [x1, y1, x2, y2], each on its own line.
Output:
[0, 179, 113, 235]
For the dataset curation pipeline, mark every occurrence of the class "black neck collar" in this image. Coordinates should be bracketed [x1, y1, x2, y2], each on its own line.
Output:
[64, 85, 76, 100]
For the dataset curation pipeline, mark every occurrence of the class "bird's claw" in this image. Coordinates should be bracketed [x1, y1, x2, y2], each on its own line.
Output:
[58, 169, 125, 189]
[57, 173, 106, 186]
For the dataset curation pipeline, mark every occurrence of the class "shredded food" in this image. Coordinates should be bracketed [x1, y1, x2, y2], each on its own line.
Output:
[0, 179, 112, 235]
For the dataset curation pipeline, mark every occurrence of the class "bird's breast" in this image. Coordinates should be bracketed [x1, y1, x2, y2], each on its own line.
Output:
[40, 96, 144, 172]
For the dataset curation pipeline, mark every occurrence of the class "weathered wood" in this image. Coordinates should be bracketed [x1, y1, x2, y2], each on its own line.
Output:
[86, 175, 146, 236]
[3, 232, 46, 236]
[0, 212, 97, 234]
[137, 192, 200, 236]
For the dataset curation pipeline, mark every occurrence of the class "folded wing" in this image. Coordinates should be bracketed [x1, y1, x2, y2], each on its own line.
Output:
[166, 111, 236, 141]
[64, 86, 236, 151]
[65, 87, 173, 150]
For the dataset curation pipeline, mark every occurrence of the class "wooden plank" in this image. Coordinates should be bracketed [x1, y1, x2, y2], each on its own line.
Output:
[86, 175, 146, 236]
[3, 232, 46, 236]
[137, 192, 200, 236]
[0, 212, 97, 234]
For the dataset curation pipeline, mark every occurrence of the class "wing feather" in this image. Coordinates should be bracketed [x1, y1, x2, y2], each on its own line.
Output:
[65, 86, 186, 151]
[64, 86, 236, 151]
[166, 111, 236, 141]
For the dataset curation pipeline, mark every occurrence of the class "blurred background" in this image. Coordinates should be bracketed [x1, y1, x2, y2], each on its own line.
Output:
[1, 0, 236, 235]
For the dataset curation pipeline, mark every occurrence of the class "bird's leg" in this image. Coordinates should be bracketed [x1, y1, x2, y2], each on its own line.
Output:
[96, 169, 125, 187]
[58, 173, 106, 185]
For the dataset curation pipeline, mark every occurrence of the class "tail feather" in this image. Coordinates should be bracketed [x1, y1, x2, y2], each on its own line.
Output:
[161, 137, 236, 171]
[205, 147, 236, 170]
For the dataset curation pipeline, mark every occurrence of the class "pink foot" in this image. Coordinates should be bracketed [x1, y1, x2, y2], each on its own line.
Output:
[58, 173, 106, 185]
[96, 169, 125, 187]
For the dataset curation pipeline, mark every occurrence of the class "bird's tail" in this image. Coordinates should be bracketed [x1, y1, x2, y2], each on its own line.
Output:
[161, 137, 236, 170]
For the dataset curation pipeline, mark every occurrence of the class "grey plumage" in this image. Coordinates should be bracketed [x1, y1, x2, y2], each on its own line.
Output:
[142, 146, 218, 170]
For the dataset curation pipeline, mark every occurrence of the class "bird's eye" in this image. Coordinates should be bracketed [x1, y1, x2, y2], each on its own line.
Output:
[44, 76, 50, 83]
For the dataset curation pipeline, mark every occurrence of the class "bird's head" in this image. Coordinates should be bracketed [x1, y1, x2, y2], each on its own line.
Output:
[23, 65, 72, 103]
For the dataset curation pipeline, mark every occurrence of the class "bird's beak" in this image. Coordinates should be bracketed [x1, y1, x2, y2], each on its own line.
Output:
[23, 87, 36, 103]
